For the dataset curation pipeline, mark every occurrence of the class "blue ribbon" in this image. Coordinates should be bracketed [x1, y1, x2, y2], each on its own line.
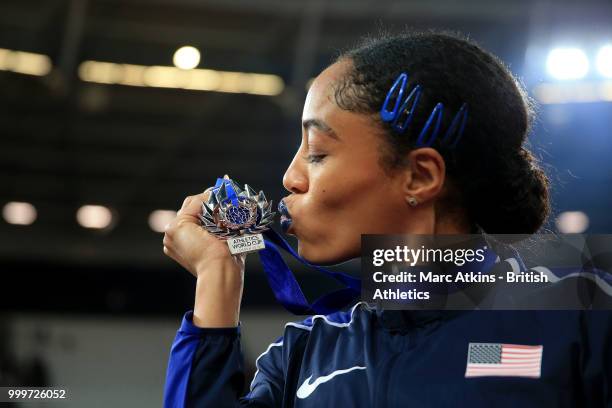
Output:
[212, 177, 361, 315]
[259, 228, 361, 315]
[213, 177, 240, 206]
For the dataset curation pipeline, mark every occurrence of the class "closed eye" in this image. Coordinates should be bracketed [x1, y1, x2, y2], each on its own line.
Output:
[304, 154, 327, 164]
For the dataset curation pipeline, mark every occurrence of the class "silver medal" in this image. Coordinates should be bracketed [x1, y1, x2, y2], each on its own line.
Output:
[199, 178, 275, 255]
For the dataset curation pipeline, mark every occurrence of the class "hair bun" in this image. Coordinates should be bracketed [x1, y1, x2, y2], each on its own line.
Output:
[468, 147, 550, 237]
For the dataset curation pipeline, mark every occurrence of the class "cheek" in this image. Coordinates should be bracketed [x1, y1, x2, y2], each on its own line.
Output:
[307, 159, 387, 228]
[323, 160, 384, 207]
[307, 173, 358, 214]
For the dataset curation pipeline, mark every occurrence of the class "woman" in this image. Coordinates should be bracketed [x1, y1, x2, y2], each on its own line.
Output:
[161, 32, 611, 407]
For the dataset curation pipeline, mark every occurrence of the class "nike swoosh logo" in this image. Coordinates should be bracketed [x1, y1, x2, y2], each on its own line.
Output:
[296, 366, 367, 399]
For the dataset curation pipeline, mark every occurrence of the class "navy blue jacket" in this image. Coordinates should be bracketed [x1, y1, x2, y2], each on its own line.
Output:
[163, 299, 612, 407]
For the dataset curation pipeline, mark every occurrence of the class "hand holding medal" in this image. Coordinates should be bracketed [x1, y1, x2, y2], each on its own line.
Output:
[164, 174, 359, 322]
[162, 174, 274, 327]
[199, 175, 275, 255]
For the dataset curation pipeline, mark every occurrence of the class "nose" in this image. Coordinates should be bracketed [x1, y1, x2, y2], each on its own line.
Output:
[282, 150, 308, 194]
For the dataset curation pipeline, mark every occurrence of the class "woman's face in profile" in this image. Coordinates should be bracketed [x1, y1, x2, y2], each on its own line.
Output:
[281, 60, 412, 265]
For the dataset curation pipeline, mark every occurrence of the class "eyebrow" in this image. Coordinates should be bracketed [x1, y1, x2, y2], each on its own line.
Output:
[302, 118, 340, 140]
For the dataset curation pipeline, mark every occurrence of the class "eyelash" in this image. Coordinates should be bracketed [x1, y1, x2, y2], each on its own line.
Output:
[305, 154, 327, 164]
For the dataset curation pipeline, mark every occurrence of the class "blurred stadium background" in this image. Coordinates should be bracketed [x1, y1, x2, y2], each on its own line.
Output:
[0, 0, 611, 406]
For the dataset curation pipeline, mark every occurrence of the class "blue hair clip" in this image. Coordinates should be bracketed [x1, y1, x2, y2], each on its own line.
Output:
[441, 103, 469, 147]
[380, 73, 408, 122]
[392, 84, 422, 133]
[416, 103, 444, 147]
[379, 72, 469, 148]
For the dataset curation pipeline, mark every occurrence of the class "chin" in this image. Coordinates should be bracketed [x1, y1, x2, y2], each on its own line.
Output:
[297, 240, 356, 266]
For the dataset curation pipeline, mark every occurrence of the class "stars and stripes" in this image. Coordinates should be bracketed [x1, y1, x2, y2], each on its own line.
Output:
[465, 343, 543, 378]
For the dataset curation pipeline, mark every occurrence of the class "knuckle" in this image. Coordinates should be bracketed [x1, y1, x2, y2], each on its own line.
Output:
[175, 219, 189, 230]
[176, 215, 192, 225]
[202, 188, 213, 199]
[182, 195, 194, 206]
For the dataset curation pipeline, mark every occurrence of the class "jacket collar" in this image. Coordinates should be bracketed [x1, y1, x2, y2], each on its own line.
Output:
[373, 233, 526, 333]
[376, 308, 452, 332]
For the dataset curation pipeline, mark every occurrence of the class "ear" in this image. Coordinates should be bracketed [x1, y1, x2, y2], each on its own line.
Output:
[403, 147, 446, 204]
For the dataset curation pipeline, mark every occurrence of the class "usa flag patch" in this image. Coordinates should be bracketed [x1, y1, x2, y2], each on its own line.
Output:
[465, 343, 543, 378]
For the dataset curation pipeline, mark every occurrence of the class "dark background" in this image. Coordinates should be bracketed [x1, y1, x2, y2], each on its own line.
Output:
[0, 0, 611, 406]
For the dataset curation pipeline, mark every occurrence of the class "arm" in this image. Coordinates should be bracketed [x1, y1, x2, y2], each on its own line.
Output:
[163, 311, 286, 408]
[162, 185, 285, 407]
[163, 312, 243, 408]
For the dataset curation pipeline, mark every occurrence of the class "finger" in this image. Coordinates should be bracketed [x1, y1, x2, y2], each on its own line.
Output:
[179, 195, 196, 214]
[177, 189, 208, 214]
[177, 187, 214, 216]
[170, 216, 218, 247]
[174, 214, 202, 229]
[163, 244, 195, 275]
[233, 253, 247, 266]
[178, 187, 215, 217]
[163, 233, 173, 247]
[163, 243, 183, 262]
[166, 213, 200, 236]
[163, 246, 183, 267]
[164, 212, 201, 238]
[164, 215, 181, 236]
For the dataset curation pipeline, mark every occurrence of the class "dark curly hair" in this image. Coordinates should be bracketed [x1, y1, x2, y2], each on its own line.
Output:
[334, 31, 550, 236]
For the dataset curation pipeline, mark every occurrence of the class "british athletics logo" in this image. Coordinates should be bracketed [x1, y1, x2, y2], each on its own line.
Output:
[465, 343, 543, 378]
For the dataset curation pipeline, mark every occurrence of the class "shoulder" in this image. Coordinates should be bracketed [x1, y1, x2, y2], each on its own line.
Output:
[260, 301, 374, 358]
[284, 301, 374, 333]
[248, 302, 375, 394]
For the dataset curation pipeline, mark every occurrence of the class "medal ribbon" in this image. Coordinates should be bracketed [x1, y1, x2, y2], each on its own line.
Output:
[212, 177, 361, 315]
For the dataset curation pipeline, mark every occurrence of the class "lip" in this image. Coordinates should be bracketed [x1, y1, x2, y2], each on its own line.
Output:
[278, 199, 293, 233]
[278, 199, 291, 217]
